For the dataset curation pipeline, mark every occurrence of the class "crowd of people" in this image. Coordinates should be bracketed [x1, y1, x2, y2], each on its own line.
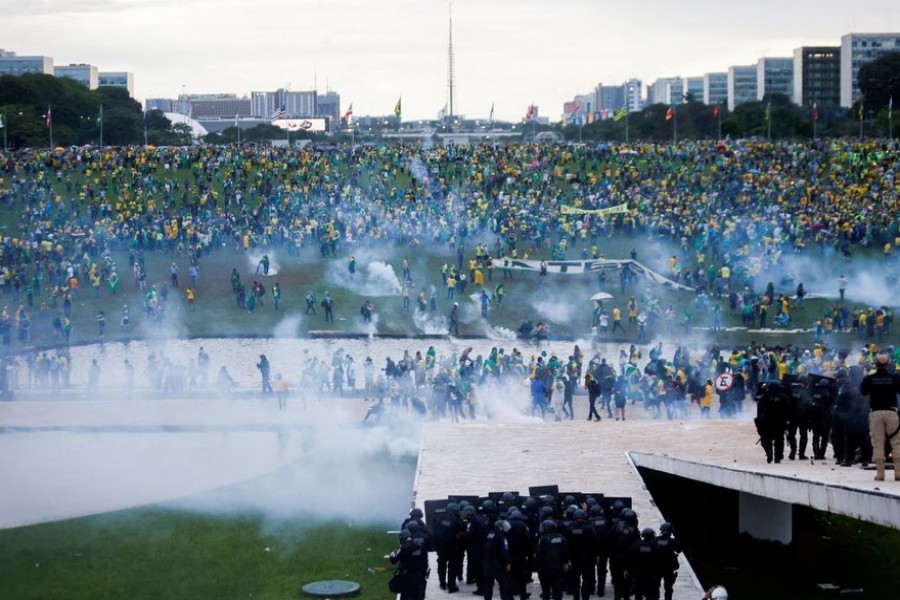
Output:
[0, 139, 897, 348]
[388, 494, 683, 600]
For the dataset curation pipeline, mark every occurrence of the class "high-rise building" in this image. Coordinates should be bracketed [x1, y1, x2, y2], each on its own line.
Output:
[0, 49, 53, 75]
[598, 85, 625, 111]
[178, 93, 251, 119]
[624, 79, 643, 112]
[649, 77, 684, 105]
[54, 64, 99, 89]
[840, 33, 900, 107]
[704, 72, 728, 107]
[727, 65, 757, 111]
[250, 89, 318, 118]
[792, 46, 841, 108]
[757, 57, 794, 101]
[317, 91, 341, 123]
[684, 77, 704, 103]
[98, 71, 135, 97]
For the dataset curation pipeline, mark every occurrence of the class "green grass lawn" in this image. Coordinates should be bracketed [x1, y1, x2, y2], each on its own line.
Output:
[0, 510, 398, 600]
[12, 235, 894, 352]
[0, 445, 415, 600]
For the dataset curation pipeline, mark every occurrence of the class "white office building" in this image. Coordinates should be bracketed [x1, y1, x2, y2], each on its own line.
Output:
[840, 33, 900, 107]
[54, 64, 99, 89]
[727, 65, 758, 111]
[757, 57, 794, 101]
[683, 77, 704, 103]
[624, 79, 643, 112]
[649, 77, 684, 106]
[0, 49, 53, 75]
[703, 72, 728, 107]
[98, 71, 135, 97]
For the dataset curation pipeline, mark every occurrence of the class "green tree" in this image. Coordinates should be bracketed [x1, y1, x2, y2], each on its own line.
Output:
[857, 52, 900, 112]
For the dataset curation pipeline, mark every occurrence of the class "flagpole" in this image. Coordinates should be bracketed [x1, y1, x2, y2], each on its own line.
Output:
[143, 113, 148, 146]
[767, 103, 771, 141]
[859, 104, 864, 139]
[717, 109, 721, 141]
[625, 108, 629, 143]
[48, 104, 53, 148]
[2, 106, 7, 151]
[673, 107, 677, 145]
[890, 98, 894, 141]
[99, 105, 103, 150]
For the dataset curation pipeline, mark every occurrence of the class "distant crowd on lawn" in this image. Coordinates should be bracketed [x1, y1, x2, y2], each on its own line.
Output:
[0, 139, 896, 348]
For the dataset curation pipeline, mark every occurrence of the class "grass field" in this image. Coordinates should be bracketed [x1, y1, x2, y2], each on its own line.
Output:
[0, 444, 415, 600]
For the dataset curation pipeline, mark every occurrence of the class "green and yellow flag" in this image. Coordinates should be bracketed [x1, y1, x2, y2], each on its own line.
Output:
[394, 97, 402, 119]
[613, 107, 627, 122]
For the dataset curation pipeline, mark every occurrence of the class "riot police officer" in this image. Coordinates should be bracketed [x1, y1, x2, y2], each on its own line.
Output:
[484, 520, 515, 600]
[754, 380, 790, 463]
[388, 529, 429, 600]
[435, 502, 465, 592]
[535, 519, 569, 600]
[565, 509, 599, 600]
[462, 505, 489, 594]
[654, 523, 681, 600]
[609, 509, 640, 600]
[588, 504, 612, 597]
[627, 528, 660, 600]
[808, 374, 837, 460]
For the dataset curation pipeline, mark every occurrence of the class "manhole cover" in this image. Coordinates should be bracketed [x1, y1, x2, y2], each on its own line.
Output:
[302, 580, 361, 597]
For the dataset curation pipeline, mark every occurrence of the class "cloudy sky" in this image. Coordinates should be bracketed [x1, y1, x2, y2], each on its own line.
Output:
[3, 0, 898, 121]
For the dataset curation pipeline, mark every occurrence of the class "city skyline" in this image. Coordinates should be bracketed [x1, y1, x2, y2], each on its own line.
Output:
[3, 0, 899, 121]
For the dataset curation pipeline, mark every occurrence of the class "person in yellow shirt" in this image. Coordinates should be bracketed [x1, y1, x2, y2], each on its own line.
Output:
[612, 307, 626, 334]
[186, 287, 195, 309]
[701, 380, 714, 418]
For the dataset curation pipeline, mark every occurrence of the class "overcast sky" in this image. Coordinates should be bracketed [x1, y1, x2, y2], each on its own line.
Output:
[3, 0, 899, 121]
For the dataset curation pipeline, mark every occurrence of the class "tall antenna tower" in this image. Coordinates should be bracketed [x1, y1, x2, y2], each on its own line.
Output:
[447, 3, 455, 132]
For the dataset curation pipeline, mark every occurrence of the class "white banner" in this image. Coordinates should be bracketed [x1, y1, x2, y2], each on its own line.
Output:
[272, 118, 326, 132]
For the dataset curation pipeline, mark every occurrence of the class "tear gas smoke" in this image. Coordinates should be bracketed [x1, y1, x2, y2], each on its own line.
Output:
[326, 260, 403, 296]
[247, 251, 281, 276]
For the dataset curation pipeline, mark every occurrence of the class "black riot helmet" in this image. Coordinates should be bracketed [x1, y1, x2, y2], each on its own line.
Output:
[541, 519, 557, 534]
[574, 509, 587, 521]
[659, 522, 673, 535]
[409, 507, 423, 519]
[623, 509, 638, 526]
[641, 528, 656, 540]
[589, 504, 605, 517]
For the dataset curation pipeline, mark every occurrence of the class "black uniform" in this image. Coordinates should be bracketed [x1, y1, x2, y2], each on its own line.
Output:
[808, 374, 837, 460]
[389, 536, 429, 600]
[506, 512, 533, 600]
[754, 381, 790, 463]
[484, 525, 515, 600]
[786, 377, 812, 460]
[589, 509, 613, 596]
[535, 529, 569, 600]
[627, 536, 661, 600]
[434, 508, 465, 591]
[463, 510, 490, 593]
[565, 515, 599, 600]
[654, 533, 681, 600]
[609, 518, 640, 600]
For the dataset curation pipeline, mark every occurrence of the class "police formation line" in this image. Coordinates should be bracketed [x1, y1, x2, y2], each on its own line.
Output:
[387, 493, 682, 600]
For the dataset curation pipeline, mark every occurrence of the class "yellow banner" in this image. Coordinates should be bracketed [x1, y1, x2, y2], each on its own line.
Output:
[560, 203, 628, 216]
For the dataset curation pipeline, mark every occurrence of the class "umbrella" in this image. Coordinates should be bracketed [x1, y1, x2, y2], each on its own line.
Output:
[590, 292, 613, 301]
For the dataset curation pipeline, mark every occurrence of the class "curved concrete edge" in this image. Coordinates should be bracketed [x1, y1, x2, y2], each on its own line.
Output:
[409, 428, 426, 512]
[629, 452, 900, 531]
[624, 451, 706, 596]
